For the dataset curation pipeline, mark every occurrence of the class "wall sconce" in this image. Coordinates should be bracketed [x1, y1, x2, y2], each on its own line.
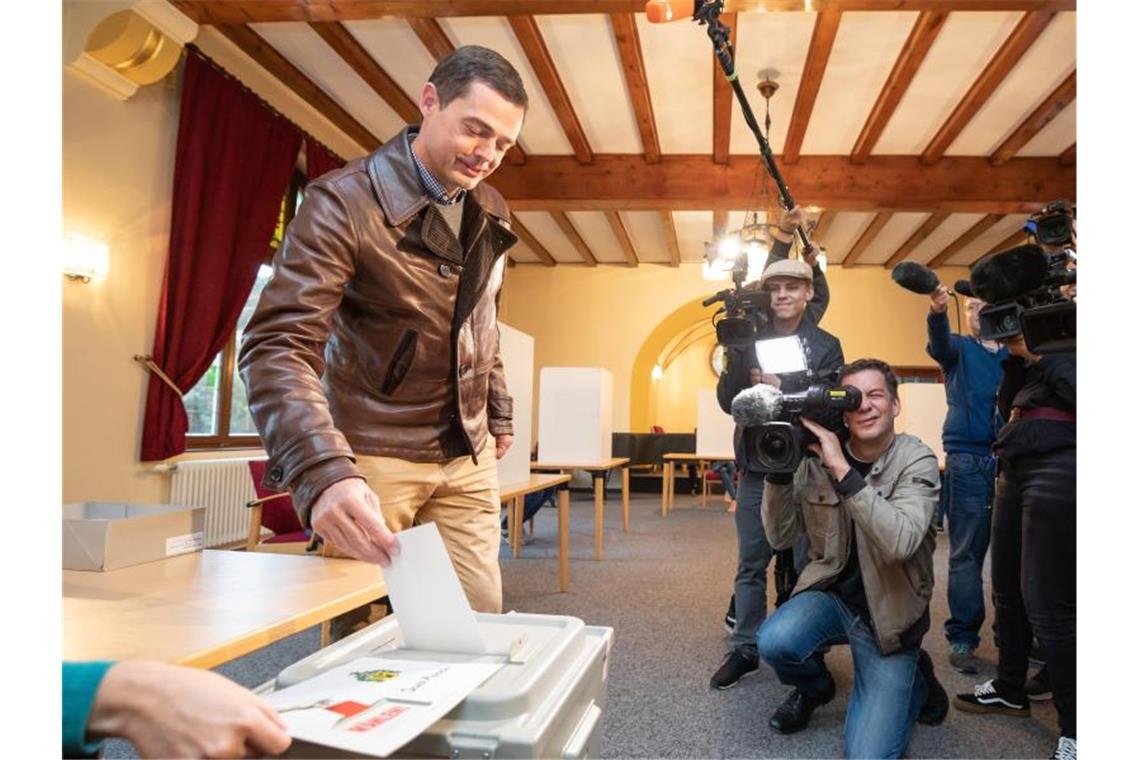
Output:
[64, 234, 110, 283]
[651, 364, 664, 381]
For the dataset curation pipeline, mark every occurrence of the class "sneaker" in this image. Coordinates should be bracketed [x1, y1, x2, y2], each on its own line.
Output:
[769, 674, 836, 734]
[1051, 736, 1076, 760]
[916, 649, 949, 726]
[710, 649, 759, 690]
[948, 642, 983, 674]
[1026, 667, 1053, 701]
[954, 679, 1030, 717]
[723, 595, 737, 634]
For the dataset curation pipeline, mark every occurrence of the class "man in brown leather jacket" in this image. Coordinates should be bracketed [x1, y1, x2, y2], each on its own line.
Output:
[239, 46, 527, 616]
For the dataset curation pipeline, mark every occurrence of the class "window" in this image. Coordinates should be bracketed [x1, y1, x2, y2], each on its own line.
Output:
[185, 169, 305, 449]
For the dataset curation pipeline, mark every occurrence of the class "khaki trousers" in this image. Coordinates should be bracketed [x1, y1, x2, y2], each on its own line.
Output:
[324, 438, 503, 616]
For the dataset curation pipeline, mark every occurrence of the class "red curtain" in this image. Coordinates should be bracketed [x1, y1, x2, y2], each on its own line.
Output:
[305, 139, 346, 182]
[140, 52, 303, 461]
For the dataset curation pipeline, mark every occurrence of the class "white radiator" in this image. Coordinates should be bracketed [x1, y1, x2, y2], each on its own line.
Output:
[169, 459, 258, 548]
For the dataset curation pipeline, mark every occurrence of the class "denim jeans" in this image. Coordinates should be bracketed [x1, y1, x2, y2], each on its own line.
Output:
[757, 590, 927, 759]
[711, 461, 738, 500]
[500, 487, 556, 529]
[942, 452, 997, 649]
[729, 471, 772, 658]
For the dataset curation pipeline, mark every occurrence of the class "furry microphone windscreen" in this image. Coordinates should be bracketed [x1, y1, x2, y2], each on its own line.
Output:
[890, 261, 941, 295]
[731, 383, 783, 428]
[969, 244, 1049, 304]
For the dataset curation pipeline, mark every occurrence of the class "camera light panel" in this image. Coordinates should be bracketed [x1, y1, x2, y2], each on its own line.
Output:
[754, 336, 808, 375]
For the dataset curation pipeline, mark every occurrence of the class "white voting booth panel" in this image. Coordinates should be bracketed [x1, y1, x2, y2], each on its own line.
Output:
[897, 382, 948, 468]
[496, 323, 534, 488]
[537, 368, 613, 464]
[696, 389, 735, 458]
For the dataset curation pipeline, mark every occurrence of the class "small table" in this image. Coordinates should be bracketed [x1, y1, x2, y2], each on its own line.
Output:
[63, 550, 386, 669]
[531, 457, 631, 560]
[500, 472, 573, 591]
[661, 453, 736, 517]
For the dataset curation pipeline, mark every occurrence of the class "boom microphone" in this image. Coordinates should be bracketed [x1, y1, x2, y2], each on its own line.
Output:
[644, 0, 696, 23]
[969, 244, 1049, 304]
[731, 383, 783, 428]
[891, 261, 941, 295]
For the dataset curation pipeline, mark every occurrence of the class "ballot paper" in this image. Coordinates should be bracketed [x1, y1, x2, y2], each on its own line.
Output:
[381, 522, 489, 654]
[264, 653, 504, 757]
[754, 335, 809, 375]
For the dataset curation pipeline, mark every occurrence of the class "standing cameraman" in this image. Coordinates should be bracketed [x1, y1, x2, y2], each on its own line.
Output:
[709, 206, 844, 690]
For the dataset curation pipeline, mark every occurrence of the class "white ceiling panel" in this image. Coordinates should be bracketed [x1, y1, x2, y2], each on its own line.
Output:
[874, 12, 1022, 155]
[801, 12, 917, 155]
[910, 213, 985, 264]
[509, 239, 541, 262]
[566, 210, 626, 263]
[251, 23, 406, 142]
[636, 13, 713, 154]
[622, 211, 671, 263]
[513, 211, 581, 263]
[672, 210, 714, 262]
[944, 214, 1026, 266]
[821, 211, 876, 262]
[857, 212, 930, 265]
[536, 15, 642, 153]
[341, 18, 438, 106]
[1016, 101, 1076, 157]
[946, 11, 1075, 156]
[729, 11, 818, 156]
[440, 16, 574, 155]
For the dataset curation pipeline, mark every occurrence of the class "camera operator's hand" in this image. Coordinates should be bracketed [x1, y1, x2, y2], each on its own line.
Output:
[802, 242, 820, 269]
[801, 418, 850, 482]
[750, 369, 781, 388]
[929, 284, 950, 314]
[774, 206, 806, 243]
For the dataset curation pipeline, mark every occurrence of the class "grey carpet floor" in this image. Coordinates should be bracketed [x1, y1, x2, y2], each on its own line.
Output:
[106, 491, 1061, 759]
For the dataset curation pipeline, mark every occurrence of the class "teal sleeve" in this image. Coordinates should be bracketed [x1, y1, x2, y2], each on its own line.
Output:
[63, 661, 115, 758]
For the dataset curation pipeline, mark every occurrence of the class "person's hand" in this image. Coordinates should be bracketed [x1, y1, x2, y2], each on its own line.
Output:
[749, 369, 782, 388]
[929, 284, 950, 314]
[494, 433, 514, 459]
[802, 242, 820, 268]
[777, 205, 806, 238]
[311, 478, 399, 566]
[801, 417, 850, 481]
[86, 661, 292, 759]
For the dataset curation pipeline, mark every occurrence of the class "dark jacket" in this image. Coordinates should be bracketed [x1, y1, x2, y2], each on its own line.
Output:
[239, 127, 518, 525]
[925, 310, 1008, 456]
[993, 351, 1076, 462]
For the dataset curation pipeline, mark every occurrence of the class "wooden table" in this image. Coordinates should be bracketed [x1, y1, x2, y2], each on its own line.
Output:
[63, 550, 387, 669]
[500, 472, 572, 591]
[661, 453, 736, 517]
[531, 457, 631, 560]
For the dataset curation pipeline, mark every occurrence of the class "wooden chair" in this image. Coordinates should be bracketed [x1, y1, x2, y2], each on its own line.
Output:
[244, 460, 315, 554]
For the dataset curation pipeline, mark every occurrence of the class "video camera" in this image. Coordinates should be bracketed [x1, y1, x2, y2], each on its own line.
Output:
[969, 200, 1076, 354]
[732, 383, 862, 473]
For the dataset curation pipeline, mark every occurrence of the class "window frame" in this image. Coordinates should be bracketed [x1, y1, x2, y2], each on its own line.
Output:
[185, 167, 306, 451]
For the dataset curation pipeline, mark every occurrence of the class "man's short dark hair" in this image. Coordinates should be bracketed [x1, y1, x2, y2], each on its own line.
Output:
[429, 45, 528, 110]
[839, 358, 900, 400]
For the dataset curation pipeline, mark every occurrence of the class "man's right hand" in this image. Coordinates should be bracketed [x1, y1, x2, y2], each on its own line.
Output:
[750, 369, 782, 388]
[311, 478, 400, 566]
[929, 284, 950, 314]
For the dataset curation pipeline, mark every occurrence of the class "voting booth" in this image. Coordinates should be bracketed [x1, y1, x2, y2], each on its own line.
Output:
[896, 382, 948, 468]
[537, 368, 613, 464]
[496, 323, 535, 487]
[695, 389, 735, 458]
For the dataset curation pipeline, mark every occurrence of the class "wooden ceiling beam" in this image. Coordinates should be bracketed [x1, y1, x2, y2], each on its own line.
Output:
[1058, 143, 1076, 166]
[850, 11, 948, 164]
[884, 212, 951, 267]
[921, 11, 1056, 165]
[490, 155, 1074, 214]
[551, 211, 598, 266]
[310, 21, 420, 124]
[841, 212, 891, 267]
[508, 16, 594, 164]
[174, 2, 1076, 25]
[926, 214, 1003, 268]
[215, 24, 382, 151]
[610, 13, 660, 164]
[811, 210, 836, 244]
[661, 211, 681, 268]
[510, 216, 557, 267]
[989, 70, 1076, 166]
[712, 12, 738, 165]
[781, 9, 842, 165]
[605, 211, 640, 267]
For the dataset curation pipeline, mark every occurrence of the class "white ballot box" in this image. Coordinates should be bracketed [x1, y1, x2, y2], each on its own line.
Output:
[264, 613, 613, 759]
[537, 367, 613, 464]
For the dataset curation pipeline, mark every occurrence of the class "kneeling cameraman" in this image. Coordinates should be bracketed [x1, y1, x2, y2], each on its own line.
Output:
[756, 359, 945, 758]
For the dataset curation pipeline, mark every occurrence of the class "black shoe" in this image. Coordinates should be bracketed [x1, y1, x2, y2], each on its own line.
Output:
[710, 649, 759, 690]
[724, 595, 737, 634]
[1026, 666, 1052, 701]
[917, 649, 949, 726]
[1028, 639, 1046, 666]
[769, 675, 836, 734]
[953, 679, 1030, 717]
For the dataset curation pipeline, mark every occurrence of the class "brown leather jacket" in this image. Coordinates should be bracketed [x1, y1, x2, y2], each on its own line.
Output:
[239, 127, 518, 526]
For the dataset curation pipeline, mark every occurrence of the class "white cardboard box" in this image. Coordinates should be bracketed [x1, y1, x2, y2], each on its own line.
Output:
[496, 323, 534, 488]
[537, 368, 613, 464]
[62, 502, 206, 571]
